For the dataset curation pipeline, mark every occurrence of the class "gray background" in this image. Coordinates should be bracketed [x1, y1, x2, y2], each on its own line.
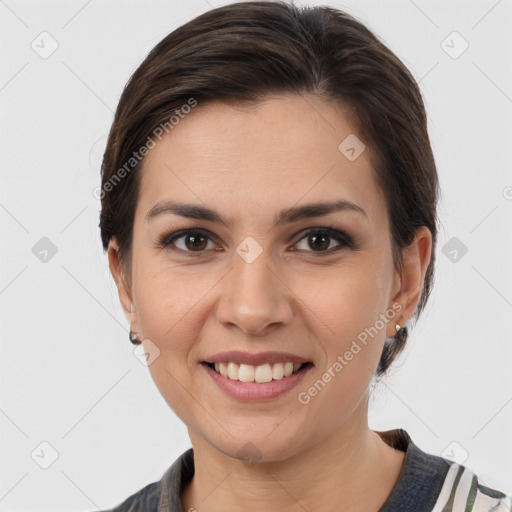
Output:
[0, 0, 511, 510]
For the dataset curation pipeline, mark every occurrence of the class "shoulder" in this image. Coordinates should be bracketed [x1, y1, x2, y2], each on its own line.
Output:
[431, 459, 512, 512]
[98, 448, 194, 512]
[377, 429, 511, 512]
[102, 480, 162, 512]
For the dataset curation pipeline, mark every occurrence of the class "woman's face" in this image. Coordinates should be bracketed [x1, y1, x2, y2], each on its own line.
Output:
[111, 94, 424, 462]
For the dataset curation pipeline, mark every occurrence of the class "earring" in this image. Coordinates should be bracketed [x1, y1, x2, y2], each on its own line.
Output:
[394, 323, 407, 343]
[129, 331, 141, 345]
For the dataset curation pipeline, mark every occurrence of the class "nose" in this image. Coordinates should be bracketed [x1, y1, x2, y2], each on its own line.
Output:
[215, 246, 294, 336]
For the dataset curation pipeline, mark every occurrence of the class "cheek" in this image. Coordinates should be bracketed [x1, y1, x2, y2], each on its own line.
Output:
[301, 262, 389, 347]
[133, 255, 208, 343]
[132, 265, 205, 419]
[295, 262, 389, 407]
[297, 270, 387, 428]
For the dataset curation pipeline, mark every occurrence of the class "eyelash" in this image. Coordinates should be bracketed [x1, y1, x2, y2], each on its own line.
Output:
[157, 227, 355, 257]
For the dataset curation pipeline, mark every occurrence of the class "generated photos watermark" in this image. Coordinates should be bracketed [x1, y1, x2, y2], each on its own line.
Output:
[297, 302, 403, 405]
[93, 97, 198, 200]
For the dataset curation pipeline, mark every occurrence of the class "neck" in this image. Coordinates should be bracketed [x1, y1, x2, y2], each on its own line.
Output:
[182, 401, 405, 512]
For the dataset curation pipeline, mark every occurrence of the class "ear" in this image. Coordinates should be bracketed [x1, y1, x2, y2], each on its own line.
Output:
[386, 226, 433, 337]
[107, 238, 139, 333]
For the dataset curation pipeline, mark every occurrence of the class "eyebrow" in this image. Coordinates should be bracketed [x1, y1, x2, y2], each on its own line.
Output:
[145, 199, 368, 227]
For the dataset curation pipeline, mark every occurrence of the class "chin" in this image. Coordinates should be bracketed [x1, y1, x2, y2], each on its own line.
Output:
[199, 423, 309, 465]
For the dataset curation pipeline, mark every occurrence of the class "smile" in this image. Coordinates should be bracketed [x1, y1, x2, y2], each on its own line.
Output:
[204, 361, 310, 383]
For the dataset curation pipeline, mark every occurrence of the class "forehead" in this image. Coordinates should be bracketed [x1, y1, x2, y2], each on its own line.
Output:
[136, 94, 386, 228]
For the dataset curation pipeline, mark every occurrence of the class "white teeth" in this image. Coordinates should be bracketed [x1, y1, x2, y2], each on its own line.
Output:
[238, 364, 255, 382]
[272, 363, 284, 380]
[211, 361, 305, 382]
[219, 362, 228, 377]
[227, 362, 239, 380]
[254, 363, 272, 383]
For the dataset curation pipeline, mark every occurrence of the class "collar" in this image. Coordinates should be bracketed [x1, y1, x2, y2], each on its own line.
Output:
[157, 428, 449, 512]
[376, 429, 450, 511]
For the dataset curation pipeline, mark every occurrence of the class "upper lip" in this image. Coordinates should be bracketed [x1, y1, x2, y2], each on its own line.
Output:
[203, 351, 311, 366]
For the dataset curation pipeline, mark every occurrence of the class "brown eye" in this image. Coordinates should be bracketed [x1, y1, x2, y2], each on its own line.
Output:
[307, 232, 331, 251]
[294, 228, 353, 253]
[158, 227, 354, 257]
[159, 229, 216, 253]
[183, 232, 209, 251]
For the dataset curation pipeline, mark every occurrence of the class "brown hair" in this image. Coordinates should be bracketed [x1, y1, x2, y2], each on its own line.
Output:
[99, 0, 439, 377]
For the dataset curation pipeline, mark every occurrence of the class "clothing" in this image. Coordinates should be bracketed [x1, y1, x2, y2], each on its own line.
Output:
[101, 429, 511, 511]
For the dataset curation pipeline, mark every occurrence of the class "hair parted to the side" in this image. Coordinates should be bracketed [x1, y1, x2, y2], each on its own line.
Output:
[99, 0, 440, 378]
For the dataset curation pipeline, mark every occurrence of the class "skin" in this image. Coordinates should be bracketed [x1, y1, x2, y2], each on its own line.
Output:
[108, 93, 432, 512]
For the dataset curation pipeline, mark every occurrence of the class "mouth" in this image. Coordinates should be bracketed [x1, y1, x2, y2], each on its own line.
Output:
[201, 351, 314, 400]
[202, 361, 314, 383]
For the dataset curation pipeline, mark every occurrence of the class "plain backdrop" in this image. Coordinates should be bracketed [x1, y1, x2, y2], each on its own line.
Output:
[0, 0, 511, 510]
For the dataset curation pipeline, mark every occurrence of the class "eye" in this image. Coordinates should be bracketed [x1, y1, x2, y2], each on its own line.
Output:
[157, 227, 354, 256]
[294, 227, 354, 253]
[159, 229, 218, 254]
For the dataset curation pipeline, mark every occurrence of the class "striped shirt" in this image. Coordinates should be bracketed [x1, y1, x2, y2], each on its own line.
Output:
[101, 428, 511, 511]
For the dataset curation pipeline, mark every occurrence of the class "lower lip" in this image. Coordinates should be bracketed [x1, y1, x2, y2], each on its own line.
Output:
[202, 363, 312, 401]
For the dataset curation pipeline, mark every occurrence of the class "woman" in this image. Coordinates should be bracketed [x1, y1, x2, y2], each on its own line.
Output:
[97, 1, 511, 511]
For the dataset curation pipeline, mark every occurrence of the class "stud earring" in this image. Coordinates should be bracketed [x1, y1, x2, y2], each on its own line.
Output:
[394, 323, 407, 343]
[129, 331, 141, 345]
